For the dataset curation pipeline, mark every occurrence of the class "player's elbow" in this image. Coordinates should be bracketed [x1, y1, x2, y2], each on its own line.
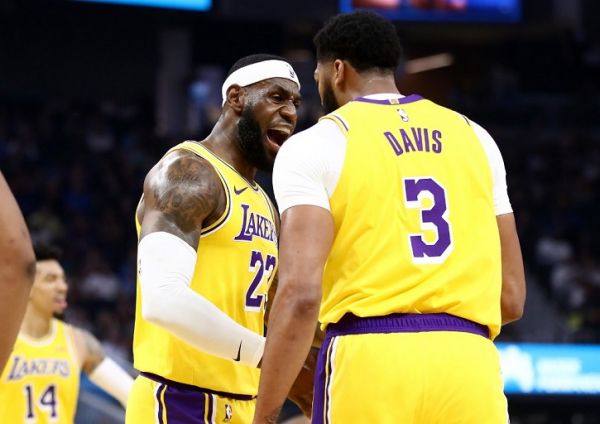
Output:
[501, 299, 524, 324]
[141, 288, 171, 326]
[282, 282, 322, 317]
[501, 277, 526, 325]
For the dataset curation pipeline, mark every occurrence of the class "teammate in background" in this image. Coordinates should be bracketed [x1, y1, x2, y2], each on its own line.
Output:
[127, 54, 305, 423]
[255, 11, 526, 424]
[0, 243, 133, 423]
[0, 172, 36, 373]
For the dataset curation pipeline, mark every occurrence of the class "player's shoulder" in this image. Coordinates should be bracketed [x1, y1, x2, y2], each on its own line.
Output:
[144, 144, 220, 191]
[70, 325, 90, 343]
[280, 119, 345, 156]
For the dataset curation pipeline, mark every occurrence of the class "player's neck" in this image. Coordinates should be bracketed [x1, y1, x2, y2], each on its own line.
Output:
[203, 119, 257, 182]
[20, 306, 53, 339]
[351, 75, 400, 100]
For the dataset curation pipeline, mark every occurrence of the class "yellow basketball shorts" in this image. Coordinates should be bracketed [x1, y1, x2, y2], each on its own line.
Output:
[313, 313, 508, 424]
[126, 372, 255, 424]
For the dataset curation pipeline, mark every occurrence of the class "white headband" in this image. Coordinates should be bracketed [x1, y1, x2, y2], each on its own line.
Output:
[221, 59, 301, 105]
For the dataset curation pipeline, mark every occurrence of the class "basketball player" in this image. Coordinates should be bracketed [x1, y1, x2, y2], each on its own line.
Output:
[254, 11, 526, 424]
[127, 54, 304, 424]
[0, 243, 133, 423]
[0, 172, 35, 372]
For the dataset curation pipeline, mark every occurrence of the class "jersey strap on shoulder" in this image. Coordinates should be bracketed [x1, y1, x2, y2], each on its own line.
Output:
[167, 141, 232, 236]
[319, 113, 350, 135]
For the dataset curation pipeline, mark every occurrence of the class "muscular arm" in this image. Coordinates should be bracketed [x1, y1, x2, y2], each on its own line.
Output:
[265, 274, 317, 418]
[75, 329, 133, 408]
[0, 172, 35, 373]
[497, 213, 526, 325]
[254, 205, 334, 424]
[138, 150, 265, 366]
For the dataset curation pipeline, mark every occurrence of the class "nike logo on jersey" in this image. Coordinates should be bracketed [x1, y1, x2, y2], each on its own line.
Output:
[234, 186, 249, 195]
[233, 341, 242, 362]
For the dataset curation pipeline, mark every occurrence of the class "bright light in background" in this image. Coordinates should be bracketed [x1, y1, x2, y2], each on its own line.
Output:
[497, 343, 600, 395]
[405, 53, 454, 74]
[76, 0, 212, 11]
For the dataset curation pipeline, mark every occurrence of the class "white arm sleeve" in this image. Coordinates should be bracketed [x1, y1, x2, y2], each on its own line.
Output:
[138, 231, 264, 367]
[273, 119, 346, 214]
[88, 357, 133, 408]
[470, 119, 513, 215]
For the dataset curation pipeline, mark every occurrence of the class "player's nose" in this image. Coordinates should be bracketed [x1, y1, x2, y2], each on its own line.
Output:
[279, 101, 297, 127]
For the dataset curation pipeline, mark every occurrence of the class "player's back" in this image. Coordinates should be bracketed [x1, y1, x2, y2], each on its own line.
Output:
[132, 141, 278, 396]
[321, 95, 502, 337]
[0, 319, 80, 424]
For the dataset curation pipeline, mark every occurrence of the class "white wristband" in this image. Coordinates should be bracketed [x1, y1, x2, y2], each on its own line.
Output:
[88, 357, 133, 408]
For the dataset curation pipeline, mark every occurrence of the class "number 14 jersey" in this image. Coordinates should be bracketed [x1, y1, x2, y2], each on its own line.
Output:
[0, 319, 80, 424]
[319, 96, 502, 339]
[133, 141, 278, 396]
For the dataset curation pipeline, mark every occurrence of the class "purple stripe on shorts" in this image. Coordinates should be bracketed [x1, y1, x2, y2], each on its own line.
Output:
[156, 384, 166, 424]
[353, 94, 423, 105]
[163, 384, 206, 423]
[312, 336, 334, 424]
[206, 394, 214, 423]
[327, 313, 489, 338]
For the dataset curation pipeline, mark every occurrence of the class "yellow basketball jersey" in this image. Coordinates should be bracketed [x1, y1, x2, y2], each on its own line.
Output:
[0, 319, 81, 423]
[321, 96, 502, 338]
[133, 141, 278, 395]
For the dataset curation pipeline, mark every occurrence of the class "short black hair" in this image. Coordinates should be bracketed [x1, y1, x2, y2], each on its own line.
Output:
[314, 11, 402, 73]
[34, 243, 62, 262]
[226, 53, 289, 78]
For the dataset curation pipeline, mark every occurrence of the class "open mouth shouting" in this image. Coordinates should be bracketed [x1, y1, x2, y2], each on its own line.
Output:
[266, 127, 292, 153]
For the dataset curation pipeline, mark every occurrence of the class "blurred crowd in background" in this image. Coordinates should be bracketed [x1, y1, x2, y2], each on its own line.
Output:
[2, 53, 599, 369]
[1, 0, 599, 370]
[2, 2, 600, 422]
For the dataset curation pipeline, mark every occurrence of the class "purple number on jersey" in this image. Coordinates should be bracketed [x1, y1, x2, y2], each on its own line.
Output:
[245, 251, 276, 311]
[404, 177, 453, 263]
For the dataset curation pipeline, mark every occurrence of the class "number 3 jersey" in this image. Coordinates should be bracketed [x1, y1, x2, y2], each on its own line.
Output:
[274, 95, 504, 339]
[133, 141, 278, 396]
[0, 319, 81, 424]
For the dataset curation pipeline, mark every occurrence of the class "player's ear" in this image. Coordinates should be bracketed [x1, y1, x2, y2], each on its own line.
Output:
[226, 85, 245, 114]
[332, 59, 345, 88]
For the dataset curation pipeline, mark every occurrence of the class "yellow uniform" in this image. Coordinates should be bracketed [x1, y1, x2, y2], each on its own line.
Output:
[311, 96, 507, 423]
[127, 141, 278, 423]
[0, 319, 81, 424]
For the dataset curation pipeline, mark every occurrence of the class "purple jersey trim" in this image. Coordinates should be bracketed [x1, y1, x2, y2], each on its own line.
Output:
[329, 114, 349, 131]
[353, 94, 423, 105]
[141, 371, 255, 401]
[326, 313, 489, 339]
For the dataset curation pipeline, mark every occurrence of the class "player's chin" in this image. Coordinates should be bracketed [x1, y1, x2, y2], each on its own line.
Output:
[53, 303, 67, 315]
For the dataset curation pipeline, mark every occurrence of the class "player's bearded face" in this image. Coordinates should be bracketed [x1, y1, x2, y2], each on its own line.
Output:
[321, 78, 340, 114]
[237, 104, 273, 172]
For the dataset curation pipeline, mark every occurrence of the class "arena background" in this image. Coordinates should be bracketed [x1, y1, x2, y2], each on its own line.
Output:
[1, 0, 599, 422]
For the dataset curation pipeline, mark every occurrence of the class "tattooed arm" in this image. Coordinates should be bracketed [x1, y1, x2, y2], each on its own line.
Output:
[137, 149, 266, 366]
[139, 149, 222, 248]
[74, 328, 133, 408]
